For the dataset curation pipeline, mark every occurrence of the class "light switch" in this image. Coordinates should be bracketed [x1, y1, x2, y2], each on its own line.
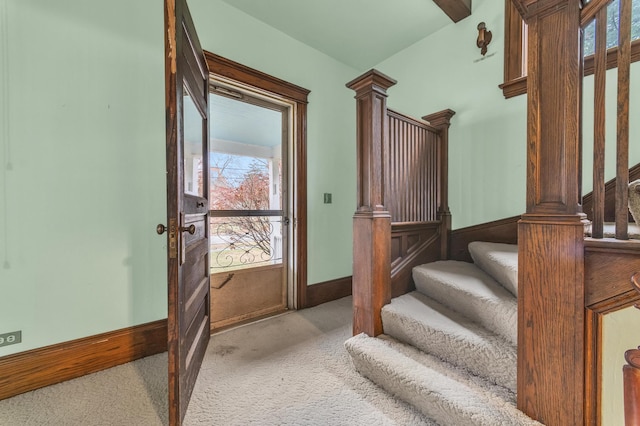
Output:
[324, 193, 332, 204]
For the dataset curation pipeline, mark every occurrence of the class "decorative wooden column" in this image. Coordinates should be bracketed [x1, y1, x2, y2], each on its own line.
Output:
[512, 1, 587, 425]
[346, 70, 396, 337]
[423, 109, 456, 260]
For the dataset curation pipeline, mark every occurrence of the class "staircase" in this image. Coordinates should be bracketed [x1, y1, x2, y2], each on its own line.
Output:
[345, 242, 541, 426]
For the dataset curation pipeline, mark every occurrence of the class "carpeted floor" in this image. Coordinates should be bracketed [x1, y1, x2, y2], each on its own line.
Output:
[0, 296, 436, 426]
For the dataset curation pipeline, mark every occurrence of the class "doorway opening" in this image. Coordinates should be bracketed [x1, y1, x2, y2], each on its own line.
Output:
[208, 82, 293, 331]
[204, 52, 310, 330]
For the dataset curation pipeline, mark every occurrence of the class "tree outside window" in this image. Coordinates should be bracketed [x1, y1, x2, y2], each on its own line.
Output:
[210, 154, 282, 271]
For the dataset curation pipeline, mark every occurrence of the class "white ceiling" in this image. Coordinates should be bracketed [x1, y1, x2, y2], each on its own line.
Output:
[220, 0, 455, 70]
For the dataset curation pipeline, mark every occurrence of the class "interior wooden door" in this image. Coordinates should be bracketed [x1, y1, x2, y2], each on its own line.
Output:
[164, 0, 210, 424]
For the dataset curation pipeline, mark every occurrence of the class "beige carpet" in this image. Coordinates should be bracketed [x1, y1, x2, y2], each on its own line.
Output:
[0, 296, 436, 426]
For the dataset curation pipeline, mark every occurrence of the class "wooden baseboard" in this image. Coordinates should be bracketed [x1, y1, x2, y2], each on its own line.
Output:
[0, 319, 167, 401]
[305, 276, 352, 308]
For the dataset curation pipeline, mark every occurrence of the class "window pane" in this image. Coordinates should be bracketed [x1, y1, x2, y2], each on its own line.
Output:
[183, 87, 204, 197]
[210, 154, 279, 210]
[582, 0, 640, 58]
[210, 216, 283, 272]
[209, 93, 283, 211]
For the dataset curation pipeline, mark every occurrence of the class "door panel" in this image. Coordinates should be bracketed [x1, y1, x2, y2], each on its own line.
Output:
[164, 0, 209, 424]
[210, 263, 286, 330]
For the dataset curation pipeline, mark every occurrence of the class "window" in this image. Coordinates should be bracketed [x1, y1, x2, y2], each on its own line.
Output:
[501, 0, 640, 99]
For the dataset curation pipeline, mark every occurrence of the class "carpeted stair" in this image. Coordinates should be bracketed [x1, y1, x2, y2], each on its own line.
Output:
[345, 242, 542, 426]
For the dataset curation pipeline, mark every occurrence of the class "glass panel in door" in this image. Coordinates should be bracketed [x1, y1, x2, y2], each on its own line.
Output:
[208, 89, 288, 331]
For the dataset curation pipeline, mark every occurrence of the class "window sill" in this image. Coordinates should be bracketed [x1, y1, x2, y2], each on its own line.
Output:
[499, 76, 527, 99]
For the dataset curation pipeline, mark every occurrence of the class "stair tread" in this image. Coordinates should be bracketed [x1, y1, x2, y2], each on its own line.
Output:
[413, 261, 517, 345]
[382, 292, 516, 391]
[469, 242, 518, 296]
[345, 333, 541, 426]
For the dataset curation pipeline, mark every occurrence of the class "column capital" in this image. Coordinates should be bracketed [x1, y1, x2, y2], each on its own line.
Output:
[423, 109, 456, 130]
[346, 69, 397, 96]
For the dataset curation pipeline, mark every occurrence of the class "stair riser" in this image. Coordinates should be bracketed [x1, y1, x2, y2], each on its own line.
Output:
[413, 263, 517, 345]
[382, 306, 516, 392]
[345, 334, 541, 426]
[468, 242, 519, 297]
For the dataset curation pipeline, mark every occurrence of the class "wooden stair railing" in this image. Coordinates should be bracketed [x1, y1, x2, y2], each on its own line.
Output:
[624, 272, 640, 425]
[387, 109, 455, 297]
[583, 0, 633, 240]
[346, 69, 454, 337]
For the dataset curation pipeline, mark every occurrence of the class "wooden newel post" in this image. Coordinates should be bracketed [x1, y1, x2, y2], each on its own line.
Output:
[346, 69, 397, 337]
[423, 109, 456, 260]
[512, 1, 587, 425]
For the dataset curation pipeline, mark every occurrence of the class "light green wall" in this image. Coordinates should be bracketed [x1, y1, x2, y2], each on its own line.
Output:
[373, 0, 527, 229]
[0, 0, 167, 356]
[188, 0, 358, 286]
[0, 0, 359, 356]
[602, 306, 640, 426]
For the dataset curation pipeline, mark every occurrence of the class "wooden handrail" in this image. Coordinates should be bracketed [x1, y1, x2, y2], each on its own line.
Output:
[581, 0, 612, 26]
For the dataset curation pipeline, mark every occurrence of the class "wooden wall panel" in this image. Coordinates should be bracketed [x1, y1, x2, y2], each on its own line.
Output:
[390, 223, 441, 297]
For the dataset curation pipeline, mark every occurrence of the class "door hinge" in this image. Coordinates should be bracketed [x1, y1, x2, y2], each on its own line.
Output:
[168, 218, 178, 259]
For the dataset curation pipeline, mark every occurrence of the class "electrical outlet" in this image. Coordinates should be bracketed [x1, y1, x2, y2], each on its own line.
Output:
[0, 331, 22, 348]
[323, 193, 332, 204]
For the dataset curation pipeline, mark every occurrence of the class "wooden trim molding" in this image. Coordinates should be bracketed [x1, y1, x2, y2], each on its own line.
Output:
[204, 52, 310, 309]
[501, 1, 527, 99]
[499, 76, 527, 99]
[584, 250, 640, 426]
[0, 320, 167, 401]
[204, 52, 309, 103]
[305, 276, 352, 308]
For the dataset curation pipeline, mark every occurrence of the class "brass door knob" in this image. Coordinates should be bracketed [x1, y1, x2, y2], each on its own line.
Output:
[180, 224, 196, 235]
[156, 224, 167, 235]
